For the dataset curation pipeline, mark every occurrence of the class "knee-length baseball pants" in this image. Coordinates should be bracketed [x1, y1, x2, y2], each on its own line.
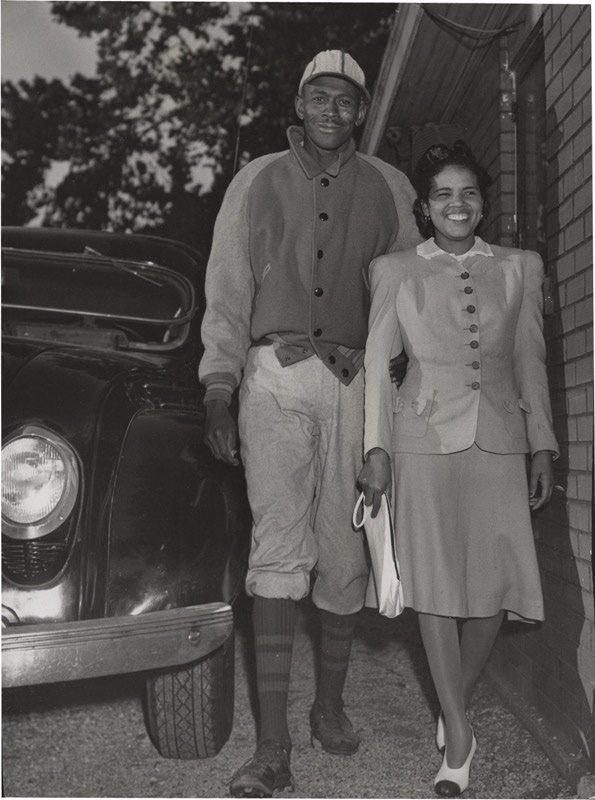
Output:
[238, 345, 369, 614]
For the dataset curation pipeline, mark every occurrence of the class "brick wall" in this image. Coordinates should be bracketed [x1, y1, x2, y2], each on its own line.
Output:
[487, 3, 594, 773]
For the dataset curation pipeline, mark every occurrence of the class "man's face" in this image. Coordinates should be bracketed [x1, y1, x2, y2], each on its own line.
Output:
[295, 76, 367, 153]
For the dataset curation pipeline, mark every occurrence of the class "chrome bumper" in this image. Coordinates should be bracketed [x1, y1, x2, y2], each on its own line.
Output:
[2, 602, 233, 687]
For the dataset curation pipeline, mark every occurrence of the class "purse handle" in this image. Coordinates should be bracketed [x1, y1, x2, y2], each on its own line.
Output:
[353, 491, 379, 530]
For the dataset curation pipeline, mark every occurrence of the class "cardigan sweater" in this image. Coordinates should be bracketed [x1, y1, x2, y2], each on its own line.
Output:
[363, 238, 560, 458]
[199, 126, 420, 404]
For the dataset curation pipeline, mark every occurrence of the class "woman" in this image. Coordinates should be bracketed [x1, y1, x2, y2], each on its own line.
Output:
[358, 141, 558, 797]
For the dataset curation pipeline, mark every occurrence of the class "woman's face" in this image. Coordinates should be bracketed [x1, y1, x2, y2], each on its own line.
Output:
[422, 165, 484, 254]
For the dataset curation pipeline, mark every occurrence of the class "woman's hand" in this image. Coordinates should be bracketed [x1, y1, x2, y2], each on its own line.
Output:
[358, 448, 392, 518]
[529, 450, 554, 510]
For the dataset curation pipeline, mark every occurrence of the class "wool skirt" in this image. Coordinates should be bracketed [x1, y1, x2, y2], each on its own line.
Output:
[392, 444, 544, 622]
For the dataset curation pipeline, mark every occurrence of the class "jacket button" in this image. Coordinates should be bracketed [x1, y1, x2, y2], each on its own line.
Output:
[313, 328, 322, 337]
[341, 368, 349, 378]
[314, 287, 324, 297]
[470, 340, 479, 349]
[317, 249, 324, 259]
[472, 361, 480, 369]
[464, 286, 473, 294]
[319, 212, 328, 221]
[471, 382, 480, 390]
[321, 177, 329, 187]
[466, 305, 476, 313]
[469, 324, 478, 332]
[329, 355, 336, 364]
[461, 271, 470, 279]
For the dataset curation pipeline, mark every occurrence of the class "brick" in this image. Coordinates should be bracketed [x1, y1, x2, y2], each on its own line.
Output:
[568, 443, 590, 472]
[573, 64, 591, 105]
[577, 415, 594, 443]
[576, 352, 594, 381]
[566, 272, 587, 304]
[552, 30, 573, 75]
[558, 195, 575, 228]
[547, 68, 565, 107]
[554, 90, 573, 129]
[563, 105, 584, 142]
[581, 30, 592, 67]
[576, 475, 593, 505]
[561, 4, 584, 38]
[573, 181, 592, 217]
[565, 329, 586, 359]
[564, 218, 585, 251]
[562, 49, 583, 91]
[560, 303, 576, 331]
[576, 558, 593, 592]
[575, 240, 593, 271]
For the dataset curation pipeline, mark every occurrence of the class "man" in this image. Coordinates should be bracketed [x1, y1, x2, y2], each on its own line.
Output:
[199, 50, 420, 797]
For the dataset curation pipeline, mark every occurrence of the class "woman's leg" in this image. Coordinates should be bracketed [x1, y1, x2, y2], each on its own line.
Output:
[460, 612, 504, 708]
[418, 613, 473, 768]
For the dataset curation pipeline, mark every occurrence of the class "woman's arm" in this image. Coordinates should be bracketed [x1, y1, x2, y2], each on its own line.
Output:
[512, 251, 560, 459]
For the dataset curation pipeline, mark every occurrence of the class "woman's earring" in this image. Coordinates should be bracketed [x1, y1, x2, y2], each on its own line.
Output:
[424, 214, 432, 223]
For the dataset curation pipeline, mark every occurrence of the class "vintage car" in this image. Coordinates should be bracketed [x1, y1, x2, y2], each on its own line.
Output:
[1, 226, 251, 759]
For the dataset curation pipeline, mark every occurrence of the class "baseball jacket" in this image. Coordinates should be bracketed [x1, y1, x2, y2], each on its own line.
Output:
[363, 238, 559, 458]
[199, 126, 421, 404]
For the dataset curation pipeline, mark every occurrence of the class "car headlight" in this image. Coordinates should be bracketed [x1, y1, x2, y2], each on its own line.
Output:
[2, 426, 79, 540]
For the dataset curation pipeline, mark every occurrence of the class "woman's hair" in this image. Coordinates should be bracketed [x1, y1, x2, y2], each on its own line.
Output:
[411, 140, 493, 239]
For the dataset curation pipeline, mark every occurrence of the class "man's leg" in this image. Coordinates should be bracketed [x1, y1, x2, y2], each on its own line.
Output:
[310, 368, 368, 755]
[254, 596, 296, 751]
[231, 348, 320, 796]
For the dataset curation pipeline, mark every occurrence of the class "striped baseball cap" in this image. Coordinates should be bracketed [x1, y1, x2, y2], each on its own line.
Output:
[299, 50, 371, 103]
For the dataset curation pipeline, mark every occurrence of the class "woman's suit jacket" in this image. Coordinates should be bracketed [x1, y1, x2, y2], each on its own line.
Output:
[363, 238, 559, 459]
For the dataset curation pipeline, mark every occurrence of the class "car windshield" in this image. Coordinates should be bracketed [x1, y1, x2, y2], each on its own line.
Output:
[2, 248, 196, 351]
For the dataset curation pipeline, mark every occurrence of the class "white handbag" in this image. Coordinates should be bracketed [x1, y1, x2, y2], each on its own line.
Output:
[353, 492, 405, 618]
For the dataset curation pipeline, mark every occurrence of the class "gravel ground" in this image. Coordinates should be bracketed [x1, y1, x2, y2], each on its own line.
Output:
[2, 597, 575, 799]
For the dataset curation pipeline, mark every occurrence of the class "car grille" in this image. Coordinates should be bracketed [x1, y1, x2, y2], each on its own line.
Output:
[2, 537, 69, 585]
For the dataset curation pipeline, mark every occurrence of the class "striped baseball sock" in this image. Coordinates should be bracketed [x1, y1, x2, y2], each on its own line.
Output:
[253, 596, 296, 751]
[317, 609, 359, 708]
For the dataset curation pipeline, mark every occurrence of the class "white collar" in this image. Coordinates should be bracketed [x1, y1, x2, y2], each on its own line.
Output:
[417, 236, 494, 261]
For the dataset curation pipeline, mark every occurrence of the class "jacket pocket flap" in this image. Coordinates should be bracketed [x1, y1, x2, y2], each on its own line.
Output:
[519, 398, 532, 413]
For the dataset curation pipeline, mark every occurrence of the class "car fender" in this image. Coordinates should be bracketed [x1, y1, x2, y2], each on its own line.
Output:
[105, 409, 250, 617]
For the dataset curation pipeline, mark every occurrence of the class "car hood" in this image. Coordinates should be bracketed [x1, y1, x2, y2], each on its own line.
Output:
[2, 339, 149, 444]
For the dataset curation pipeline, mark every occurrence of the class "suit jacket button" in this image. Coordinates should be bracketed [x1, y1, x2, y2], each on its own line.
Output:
[472, 361, 480, 369]
[464, 286, 473, 294]
[466, 305, 476, 313]
[313, 328, 322, 337]
[470, 340, 479, 349]
[341, 368, 349, 378]
[471, 382, 480, 390]
[469, 324, 478, 332]
[461, 271, 470, 279]
[329, 355, 336, 364]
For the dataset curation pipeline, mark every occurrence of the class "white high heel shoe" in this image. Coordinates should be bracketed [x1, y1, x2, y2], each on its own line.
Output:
[436, 712, 445, 752]
[434, 729, 477, 797]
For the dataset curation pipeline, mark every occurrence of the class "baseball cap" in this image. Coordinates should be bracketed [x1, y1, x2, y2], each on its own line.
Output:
[299, 50, 371, 103]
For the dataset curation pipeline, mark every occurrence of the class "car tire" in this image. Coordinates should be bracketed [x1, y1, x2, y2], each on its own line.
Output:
[145, 632, 234, 759]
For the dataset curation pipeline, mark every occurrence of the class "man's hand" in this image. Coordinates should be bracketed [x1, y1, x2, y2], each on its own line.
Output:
[389, 349, 409, 388]
[529, 450, 554, 510]
[357, 448, 392, 518]
[204, 400, 240, 466]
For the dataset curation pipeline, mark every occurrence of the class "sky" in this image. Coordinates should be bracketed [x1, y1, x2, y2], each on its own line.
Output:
[1, 0, 97, 82]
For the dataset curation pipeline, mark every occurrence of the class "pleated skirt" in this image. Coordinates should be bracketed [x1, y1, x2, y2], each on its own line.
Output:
[392, 444, 544, 622]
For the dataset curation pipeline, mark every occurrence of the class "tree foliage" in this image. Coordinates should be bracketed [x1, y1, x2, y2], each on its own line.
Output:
[2, 2, 393, 252]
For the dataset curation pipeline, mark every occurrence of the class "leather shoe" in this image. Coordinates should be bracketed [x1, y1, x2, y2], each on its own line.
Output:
[434, 729, 477, 797]
[229, 740, 294, 797]
[310, 699, 360, 755]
